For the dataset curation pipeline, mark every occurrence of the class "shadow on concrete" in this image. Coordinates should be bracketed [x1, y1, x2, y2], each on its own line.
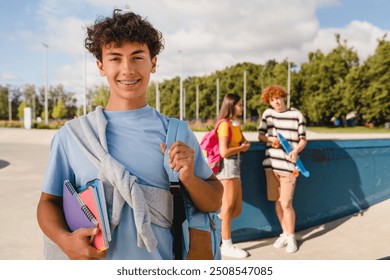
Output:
[293, 140, 369, 247]
[0, 160, 10, 169]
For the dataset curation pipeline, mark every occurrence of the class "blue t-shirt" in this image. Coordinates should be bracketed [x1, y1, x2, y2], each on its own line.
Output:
[41, 105, 212, 260]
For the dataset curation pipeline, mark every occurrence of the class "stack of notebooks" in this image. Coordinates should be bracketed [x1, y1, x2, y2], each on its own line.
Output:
[63, 179, 111, 251]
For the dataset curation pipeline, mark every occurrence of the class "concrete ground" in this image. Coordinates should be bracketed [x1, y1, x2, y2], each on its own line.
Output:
[0, 127, 389, 260]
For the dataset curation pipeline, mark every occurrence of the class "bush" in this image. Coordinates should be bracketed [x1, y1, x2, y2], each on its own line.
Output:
[0, 120, 23, 128]
[187, 119, 258, 132]
[0, 120, 66, 129]
[242, 122, 258, 131]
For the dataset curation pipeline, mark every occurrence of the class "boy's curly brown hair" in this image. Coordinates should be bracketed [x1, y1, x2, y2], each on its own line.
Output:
[84, 9, 164, 62]
[260, 84, 287, 105]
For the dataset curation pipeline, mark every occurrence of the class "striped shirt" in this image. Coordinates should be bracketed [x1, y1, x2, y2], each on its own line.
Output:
[258, 108, 306, 174]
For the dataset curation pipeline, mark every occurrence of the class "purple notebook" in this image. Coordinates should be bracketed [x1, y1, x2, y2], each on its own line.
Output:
[63, 180, 98, 231]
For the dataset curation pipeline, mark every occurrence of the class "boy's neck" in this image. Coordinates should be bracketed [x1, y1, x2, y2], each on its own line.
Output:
[274, 107, 288, 113]
[105, 96, 148, 111]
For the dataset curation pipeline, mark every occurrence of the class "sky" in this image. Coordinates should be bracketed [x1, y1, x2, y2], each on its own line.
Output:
[0, 0, 389, 102]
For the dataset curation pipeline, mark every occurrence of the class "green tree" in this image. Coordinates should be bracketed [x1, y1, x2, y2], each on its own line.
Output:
[155, 76, 181, 118]
[52, 99, 67, 119]
[298, 34, 359, 125]
[17, 100, 27, 120]
[359, 36, 390, 125]
[21, 84, 38, 121]
[340, 62, 368, 125]
[88, 84, 110, 110]
[36, 84, 77, 120]
[0, 86, 9, 119]
[6, 33, 384, 127]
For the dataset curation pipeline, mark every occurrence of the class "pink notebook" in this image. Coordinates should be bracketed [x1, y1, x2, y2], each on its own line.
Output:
[79, 182, 110, 251]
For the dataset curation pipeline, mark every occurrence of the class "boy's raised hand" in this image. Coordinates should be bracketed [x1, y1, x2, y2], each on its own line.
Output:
[160, 141, 195, 181]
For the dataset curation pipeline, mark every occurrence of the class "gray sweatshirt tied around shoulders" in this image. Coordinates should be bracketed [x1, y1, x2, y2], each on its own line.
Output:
[65, 106, 173, 252]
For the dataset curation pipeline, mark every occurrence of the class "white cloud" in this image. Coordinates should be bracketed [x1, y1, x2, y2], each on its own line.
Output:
[34, 0, 87, 56]
[52, 54, 103, 100]
[150, 0, 388, 81]
[148, 0, 321, 80]
[44, 16, 86, 56]
[301, 20, 389, 64]
[314, 0, 340, 7]
[0, 72, 18, 83]
[85, 0, 126, 9]
[340, 21, 388, 61]
[8, 0, 387, 103]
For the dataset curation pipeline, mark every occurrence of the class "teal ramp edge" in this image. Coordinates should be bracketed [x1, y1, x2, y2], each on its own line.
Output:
[232, 139, 390, 242]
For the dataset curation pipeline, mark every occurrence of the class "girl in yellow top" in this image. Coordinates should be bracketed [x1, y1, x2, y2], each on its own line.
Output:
[216, 93, 250, 258]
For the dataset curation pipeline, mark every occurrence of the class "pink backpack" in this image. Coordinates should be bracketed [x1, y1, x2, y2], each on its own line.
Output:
[200, 119, 232, 173]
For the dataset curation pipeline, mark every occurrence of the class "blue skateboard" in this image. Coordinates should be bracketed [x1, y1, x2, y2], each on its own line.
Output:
[277, 133, 310, 178]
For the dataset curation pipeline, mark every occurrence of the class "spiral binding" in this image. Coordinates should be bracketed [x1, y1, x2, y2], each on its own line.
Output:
[81, 205, 97, 223]
[65, 180, 77, 195]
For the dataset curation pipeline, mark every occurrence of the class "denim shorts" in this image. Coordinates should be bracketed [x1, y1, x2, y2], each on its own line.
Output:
[216, 155, 241, 180]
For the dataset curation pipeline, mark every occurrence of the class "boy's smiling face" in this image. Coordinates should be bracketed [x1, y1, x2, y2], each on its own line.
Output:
[97, 41, 157, 110]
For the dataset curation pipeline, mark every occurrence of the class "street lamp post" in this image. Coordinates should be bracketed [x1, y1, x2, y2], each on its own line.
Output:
[216, 78, 220, 118]
[42, 43, 49, 125]
[196, 84, 199, 120]
[8, 86, 12, 121]
[179, 50, 183, 120]
[83, 48, 87, 115]
[156, 81, 160, 112]
[243, 70, 247, 124]
[183, 88, 186, 120]
[287, 60, 291, 109]
[32, 92, 36, 121]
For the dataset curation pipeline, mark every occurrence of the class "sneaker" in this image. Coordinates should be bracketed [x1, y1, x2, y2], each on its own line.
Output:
[221, 244, 249, 258]
[273, 233, 288, 249]
[286, 236, 298, 253]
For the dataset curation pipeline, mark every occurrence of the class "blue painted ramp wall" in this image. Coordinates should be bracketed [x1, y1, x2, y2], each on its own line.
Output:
[232, 139, 390, 242]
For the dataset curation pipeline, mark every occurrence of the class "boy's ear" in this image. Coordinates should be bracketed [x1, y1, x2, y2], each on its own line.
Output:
[96, 60, 105, 76]
[151, 56, 157, 73]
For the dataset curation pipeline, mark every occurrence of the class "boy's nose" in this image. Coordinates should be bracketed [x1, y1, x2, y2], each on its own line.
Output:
[122, 60, 135, 74]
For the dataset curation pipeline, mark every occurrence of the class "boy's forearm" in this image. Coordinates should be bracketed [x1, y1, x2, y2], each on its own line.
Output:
[37, 195, 71, 251]
[181, 174, 223, 212]
[294, 138, 307, 154]
[295, 138, 307, 154]
[258, 133, 271, 143]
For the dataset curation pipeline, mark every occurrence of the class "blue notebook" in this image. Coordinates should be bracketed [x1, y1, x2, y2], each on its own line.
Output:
[78, 179, 111, 250]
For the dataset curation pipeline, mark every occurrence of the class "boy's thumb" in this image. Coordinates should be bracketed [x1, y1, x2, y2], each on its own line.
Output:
[91, 227, 99, 235]
[76, 227, 99, 237]
[83, 227, 99, 236]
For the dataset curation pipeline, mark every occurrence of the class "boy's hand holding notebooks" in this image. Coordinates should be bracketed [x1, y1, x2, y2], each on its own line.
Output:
[63, 179, 111, 251]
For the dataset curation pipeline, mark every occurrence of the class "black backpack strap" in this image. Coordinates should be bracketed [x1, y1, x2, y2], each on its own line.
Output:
[169, 183, 186, 260]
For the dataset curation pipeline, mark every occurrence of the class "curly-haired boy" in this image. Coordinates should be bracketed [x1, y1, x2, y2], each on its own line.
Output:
[258, 84, 307, 253]
[37, 10, 223, 260]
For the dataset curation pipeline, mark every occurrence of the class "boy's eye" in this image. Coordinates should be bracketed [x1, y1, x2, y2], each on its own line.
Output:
[110, 57, 120, 61]
[133, 56, 143, 61]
